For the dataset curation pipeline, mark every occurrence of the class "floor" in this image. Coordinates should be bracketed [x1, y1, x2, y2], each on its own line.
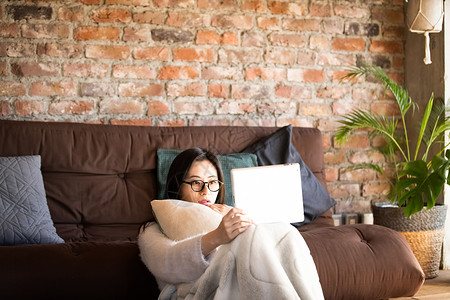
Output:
[392, 270, 450, 300]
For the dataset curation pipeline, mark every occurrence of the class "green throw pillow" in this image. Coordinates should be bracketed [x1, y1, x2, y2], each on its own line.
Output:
[157, 149, 258, 206]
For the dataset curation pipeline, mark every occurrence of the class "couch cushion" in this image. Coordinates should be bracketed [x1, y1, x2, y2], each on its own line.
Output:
[300, 224, 425, 299]
[242, 125, 336, 226]
[157, 149, 257, 206]
[0, 155, 63, 245]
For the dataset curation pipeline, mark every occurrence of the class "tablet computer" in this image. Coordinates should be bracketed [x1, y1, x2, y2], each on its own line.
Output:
[230, 163, 304, 224]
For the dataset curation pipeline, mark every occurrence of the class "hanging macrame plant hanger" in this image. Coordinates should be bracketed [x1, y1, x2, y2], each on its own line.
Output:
[406, 0, 444, 64]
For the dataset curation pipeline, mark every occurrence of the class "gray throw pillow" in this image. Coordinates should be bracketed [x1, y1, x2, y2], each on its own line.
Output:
[157, 149, 258, 206]
[242, 125, 336, 226]
[0, 155, 64, 245]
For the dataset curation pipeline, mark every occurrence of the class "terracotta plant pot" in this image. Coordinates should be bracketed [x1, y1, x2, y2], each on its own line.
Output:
[372, 203, 447, 279]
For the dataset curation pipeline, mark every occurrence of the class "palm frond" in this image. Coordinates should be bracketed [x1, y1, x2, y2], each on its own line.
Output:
[343, 162, 385, 176]
[414, 96, 433, 160]
[336, 109, 407, 160]
[423, 97, 447, 148]
[336, 110, 395, 139]
[342, 65, 415, 116]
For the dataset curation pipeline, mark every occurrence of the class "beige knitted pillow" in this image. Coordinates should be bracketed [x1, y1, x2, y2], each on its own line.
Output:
[151, 199, 222, 241]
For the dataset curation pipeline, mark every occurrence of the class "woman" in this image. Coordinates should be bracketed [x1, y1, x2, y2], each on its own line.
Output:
[138, 148, 324, 300]
[138, 148, 254, 298]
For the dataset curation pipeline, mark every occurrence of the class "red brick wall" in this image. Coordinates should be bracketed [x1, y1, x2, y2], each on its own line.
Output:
[0, 0, 406, 214]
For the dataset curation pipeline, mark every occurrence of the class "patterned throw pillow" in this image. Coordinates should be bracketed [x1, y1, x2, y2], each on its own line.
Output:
[0, 155, 64, 245]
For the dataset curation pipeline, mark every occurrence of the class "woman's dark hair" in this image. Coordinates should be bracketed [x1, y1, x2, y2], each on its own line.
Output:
[165, 148, 225, 204]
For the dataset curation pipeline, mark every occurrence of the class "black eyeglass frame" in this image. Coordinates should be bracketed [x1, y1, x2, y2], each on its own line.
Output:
[182, 180, 224, 192]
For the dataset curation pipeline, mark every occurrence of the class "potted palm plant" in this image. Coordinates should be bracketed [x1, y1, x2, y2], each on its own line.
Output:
[336, 65, 448, 278]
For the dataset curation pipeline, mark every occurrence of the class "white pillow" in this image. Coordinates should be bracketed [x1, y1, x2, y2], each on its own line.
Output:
[151, 199, 223, 241]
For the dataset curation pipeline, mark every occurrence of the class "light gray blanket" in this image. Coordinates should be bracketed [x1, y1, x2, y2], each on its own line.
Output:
[176, 223, 324, 300]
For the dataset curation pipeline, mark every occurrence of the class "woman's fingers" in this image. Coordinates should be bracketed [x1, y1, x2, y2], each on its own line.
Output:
[228, 208, 253, 224]
[224, 207, 245, 218]
[208, 204, 232, 216]
[221, 209, 253, 240]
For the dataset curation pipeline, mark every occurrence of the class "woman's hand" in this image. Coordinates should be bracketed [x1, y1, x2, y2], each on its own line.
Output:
[216, 208, 254, 243]
[208, 204, 232, 216]
[201, 208, 253, 256]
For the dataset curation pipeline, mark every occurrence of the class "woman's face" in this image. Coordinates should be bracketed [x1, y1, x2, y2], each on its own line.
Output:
[180, 159, 219, 206]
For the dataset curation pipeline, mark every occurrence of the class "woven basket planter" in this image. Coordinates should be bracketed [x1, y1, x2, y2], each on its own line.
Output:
[372, 204, 447, 279]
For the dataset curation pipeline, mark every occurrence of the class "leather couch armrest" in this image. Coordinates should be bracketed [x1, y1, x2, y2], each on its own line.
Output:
[300, 224, 425, 300]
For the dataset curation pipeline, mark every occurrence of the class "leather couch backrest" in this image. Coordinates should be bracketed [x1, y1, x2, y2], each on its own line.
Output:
[0, 121, 326, 242]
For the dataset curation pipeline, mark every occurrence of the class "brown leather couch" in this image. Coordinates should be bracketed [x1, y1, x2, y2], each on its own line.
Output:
[0, 120, 424, 300]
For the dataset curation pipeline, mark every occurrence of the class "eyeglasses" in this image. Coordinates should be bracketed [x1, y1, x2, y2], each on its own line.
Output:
[182, 180, 223, 192]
